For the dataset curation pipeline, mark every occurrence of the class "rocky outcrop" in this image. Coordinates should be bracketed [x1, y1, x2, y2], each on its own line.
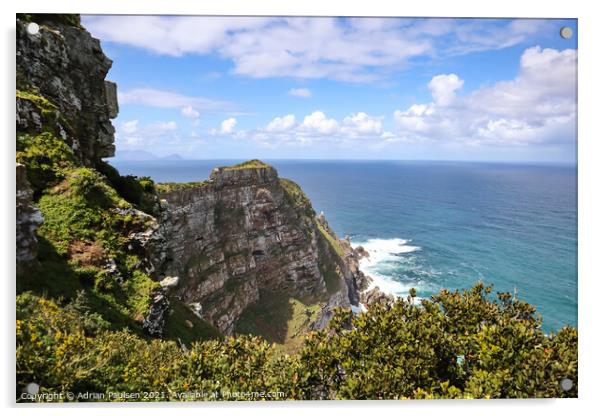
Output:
[142, 291, 170, 337]
[16, 16, 118, 165]
[361, 286, 395, 306]
[312, 288, 351, 330]
[16, 164, 43, 266]
[159, 163, 364, 335]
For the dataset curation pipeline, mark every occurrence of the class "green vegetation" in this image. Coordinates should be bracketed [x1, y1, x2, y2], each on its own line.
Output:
[16, 283, 577, 401]
[37, 167, 130, 255]
[16, 90, 73, 137]
[163, 301, 223, 346]
[16, 132, 75, 196]
[15, 127, 577, 400]
[221, 159, 271, 171]
[18, 166, 159, 329]
[317, 241, 343, 294]
[16, 90, 57, 118]
[15, 112, 206, 342]
[298, 284, 578, 399]
[96, 161, 159, 215]
[236, 295, 322, 354]
[17, 13, 82, 28]
[280, 178, 314, 217]
[155, 180, 208, 194]
[316, 219, 345, 258]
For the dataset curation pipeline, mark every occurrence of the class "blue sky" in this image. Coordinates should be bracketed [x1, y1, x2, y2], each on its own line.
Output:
[82, 16, 577, 162]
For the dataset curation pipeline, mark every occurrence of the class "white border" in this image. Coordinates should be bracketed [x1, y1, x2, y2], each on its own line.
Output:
[2, 1, 600, 415]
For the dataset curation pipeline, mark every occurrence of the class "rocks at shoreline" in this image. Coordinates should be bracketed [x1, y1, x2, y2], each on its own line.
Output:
[361, 286, 395, 306]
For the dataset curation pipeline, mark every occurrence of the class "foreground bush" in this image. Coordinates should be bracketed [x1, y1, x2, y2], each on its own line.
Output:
[16, 283, 577, 401]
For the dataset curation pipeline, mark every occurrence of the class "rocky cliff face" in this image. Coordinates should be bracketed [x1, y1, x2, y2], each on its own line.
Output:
[159, 162, 367, 335]
[16, 164, 43, 266]
[15, 14, 120, 276]
[16, 15, 118, 165]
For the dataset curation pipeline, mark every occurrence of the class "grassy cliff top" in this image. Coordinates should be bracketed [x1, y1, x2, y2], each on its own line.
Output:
[220, 159, 272, 171]
[155, 180, 209, 194]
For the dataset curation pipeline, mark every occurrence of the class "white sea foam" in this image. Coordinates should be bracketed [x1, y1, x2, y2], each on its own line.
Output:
[352, 237, 422, 298]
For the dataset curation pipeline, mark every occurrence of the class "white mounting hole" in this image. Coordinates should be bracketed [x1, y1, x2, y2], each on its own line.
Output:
[26, 22, 40, 35]
[560, 26, 573, 39]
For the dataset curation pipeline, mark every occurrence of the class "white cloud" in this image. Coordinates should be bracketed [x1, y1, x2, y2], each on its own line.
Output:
[341, 112, 383, 137]
[118, 88, 233, 112]
[393, 105, 434, 133]
[220, 118, 237, 134]
[288, 88, 312, 98]
[82, 16, 272, 57]
[181, 105, 200, 119]
[254, 111, 383, 144]
[299, 111, 339, 135]
[148, 121, 178, 132]
[392, 46, 577, 146]
[122, 136, 143, 146]
[83, 16, 551, 83]
[120, 119, 139, 135]
[428, 74, 464, 106]
[116, 120, 180, 150]
[265, 114, 296, 133]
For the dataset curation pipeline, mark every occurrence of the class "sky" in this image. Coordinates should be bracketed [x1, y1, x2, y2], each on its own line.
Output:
[82, 16, 578, 162]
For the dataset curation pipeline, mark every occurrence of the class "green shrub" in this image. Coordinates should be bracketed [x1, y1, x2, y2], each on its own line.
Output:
[16, 132, 75, 196]
[37, 168, 126, 255]
[155, 181, 208, 194]
[297, 283, 577, 399]
[97, 161, 158, 214]
[280, 178, 314, 217]
[16, 283, 577, 401]
[30, 168, 160, 330]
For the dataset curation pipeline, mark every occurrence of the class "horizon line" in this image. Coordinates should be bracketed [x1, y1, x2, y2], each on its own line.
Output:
[107, 157, 577, 166]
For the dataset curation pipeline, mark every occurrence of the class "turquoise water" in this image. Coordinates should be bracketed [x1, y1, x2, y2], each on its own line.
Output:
[111, 159, 577, 332]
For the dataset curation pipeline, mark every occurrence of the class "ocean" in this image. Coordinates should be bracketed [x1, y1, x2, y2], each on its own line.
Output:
[111, 159, 577, 333]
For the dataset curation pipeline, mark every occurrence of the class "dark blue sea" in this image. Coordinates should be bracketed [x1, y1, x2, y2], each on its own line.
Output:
[111, 159, 577, 332]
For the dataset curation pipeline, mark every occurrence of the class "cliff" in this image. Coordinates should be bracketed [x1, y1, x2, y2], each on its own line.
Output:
[17, 14, 118, 167]
[15, 14, 369, 349]
[158, 161, 369, 336]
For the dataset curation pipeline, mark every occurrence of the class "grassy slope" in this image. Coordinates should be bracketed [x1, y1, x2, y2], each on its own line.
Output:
[163, 300, 223, 345]
[235, 294, 322, 354]
[16, 90, 219, 343]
